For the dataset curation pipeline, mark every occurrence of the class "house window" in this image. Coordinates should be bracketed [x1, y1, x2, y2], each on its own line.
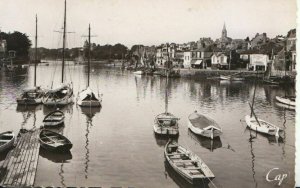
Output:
[221, 56, 224, 63]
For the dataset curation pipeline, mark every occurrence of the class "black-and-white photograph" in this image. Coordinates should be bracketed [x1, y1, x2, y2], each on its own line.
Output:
[0, 0, 297, 187]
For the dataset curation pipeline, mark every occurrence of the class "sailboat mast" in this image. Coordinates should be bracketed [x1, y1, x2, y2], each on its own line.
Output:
[87, 24, 91, 87]
[250, 73, 258, 117]
[62, 0, 67, 83]
[165, 76, 168, 113]
[34, 14, 37, 87]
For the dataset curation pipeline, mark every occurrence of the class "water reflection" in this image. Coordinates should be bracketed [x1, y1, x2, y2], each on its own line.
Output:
[154, 133, 178, 148]
[187, 130, 222, 152]
[80, 107, 101, 179]
[39, 148, 72, 163]
[164, 161, 209, 188]
[248, 130, 258, 188]
[43, 104, 73, 115]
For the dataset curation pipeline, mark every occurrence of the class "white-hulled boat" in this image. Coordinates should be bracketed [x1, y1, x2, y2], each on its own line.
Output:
[219, 75, 230, 80]
[275, 96, 295, 106]
[43, 110, 65, 127]
[188, 111, 222, 139]
[154, 113, 179, 136]
[245, 115, 284, 137]
[231, 77, 245, 81]
[77, 25, 102, 108]
[0, 131, 15, 152]
[77, 87, 101, 107]
[17, 86, 44, 105]
[43, 83, 73, 106]
[164, 140, 215, 184]
[153, 73, 179, 136]
[42, 0, 73, 107]
[133, 70, 145, 75]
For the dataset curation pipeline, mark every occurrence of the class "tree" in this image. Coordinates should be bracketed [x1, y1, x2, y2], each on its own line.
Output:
[1, 31, 32, 60]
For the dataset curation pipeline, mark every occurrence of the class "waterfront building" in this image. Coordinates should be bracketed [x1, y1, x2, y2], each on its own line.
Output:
[183, 51, 192, 68]
[249, 54, 269, 71]
[190, 49, 213, 69]
[211, 52, 228, 69]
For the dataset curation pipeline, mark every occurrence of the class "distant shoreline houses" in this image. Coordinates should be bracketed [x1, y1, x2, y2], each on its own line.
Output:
[152, 24, 296, 73]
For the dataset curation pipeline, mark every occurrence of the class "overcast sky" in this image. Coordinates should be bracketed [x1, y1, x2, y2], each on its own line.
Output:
[0, 0, 296, 48]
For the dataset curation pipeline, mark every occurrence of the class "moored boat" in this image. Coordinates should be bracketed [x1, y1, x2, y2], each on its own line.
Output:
[164, 140, 215, 185]
[0, 131, 15, 152]
[153, 113, 179, 136]
[17, 86, 44, 105]
[219, 75, 230, 80]
[43, 110, 65, 127]
[133, 70, 145, 75]
[39, 129, 72, 152]
[245, 115, 284, 137]
[77, 87, 101, 107]
[42, 83, 74, 106]
[275, 96, 295, 106]
[188, 111, 222, 139]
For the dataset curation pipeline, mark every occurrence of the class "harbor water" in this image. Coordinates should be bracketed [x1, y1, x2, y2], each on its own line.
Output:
[0, 62, 295, 187]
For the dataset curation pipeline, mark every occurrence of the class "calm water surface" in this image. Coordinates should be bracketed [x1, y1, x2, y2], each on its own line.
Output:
[0, 62, 295, 188]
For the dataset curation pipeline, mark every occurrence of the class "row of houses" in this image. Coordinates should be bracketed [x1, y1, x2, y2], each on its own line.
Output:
[153, 25, 296, 72]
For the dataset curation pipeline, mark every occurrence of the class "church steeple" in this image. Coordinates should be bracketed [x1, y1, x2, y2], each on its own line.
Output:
[222, 22, 227, 38]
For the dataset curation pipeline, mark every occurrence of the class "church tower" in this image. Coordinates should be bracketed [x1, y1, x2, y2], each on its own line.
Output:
[222, 23, 227, 38]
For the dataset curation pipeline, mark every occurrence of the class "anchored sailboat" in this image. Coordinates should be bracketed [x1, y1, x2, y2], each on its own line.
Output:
[245, 79, 284, 138]
[42, 0, 73, 106]
[17, 15, 44, 105]
[77, 24, 102, 107]
[153, 76, 179, 136]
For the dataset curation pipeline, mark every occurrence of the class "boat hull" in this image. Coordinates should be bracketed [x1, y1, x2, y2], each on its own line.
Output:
[275, 96, 295, 106]
[188, 120, 222, 138]
[164, 141, 215, 185]
[153, 123, 179, 136]
[245, 115, 284, 137]
[0, 131, 15, 152]
[39, 130, 72, 153]
[43, 97, 73, 106]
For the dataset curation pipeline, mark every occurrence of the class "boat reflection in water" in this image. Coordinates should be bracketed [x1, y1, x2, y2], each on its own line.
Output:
[154, 133, 178, 148]
[188, 129, 222, 152]
[80, 106, 101, 179]
[16, 104, 42, 113]
[43, 103, 73, 116]
[275, 102, 295, 111]
[164, 161, 209, 188]
[39, 147, 72, 163]
[244, 127, 284, 144]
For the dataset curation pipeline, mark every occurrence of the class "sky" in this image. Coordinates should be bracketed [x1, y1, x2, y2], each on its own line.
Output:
[0, 0, 296, 48]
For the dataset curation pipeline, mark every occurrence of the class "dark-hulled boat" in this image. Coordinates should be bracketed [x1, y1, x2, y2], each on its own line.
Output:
[0, 131, 15, 152]
[39, 129, 72, 152]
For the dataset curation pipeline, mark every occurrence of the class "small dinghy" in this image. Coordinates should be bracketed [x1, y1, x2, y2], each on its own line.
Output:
[0, 131, 15, 152]
[245, 115, 284, 137]
[43, 110, 65, 128]
[275, 96, 295, 106]
[164, 140, 215, 184]
[188, 111, 222, 139]
[17, 86, 44, 105]
[219, 75, 230, 80]
[133, 70, 145, 75]
[154, 113, 179, 136]
[39, 129, 72, 152]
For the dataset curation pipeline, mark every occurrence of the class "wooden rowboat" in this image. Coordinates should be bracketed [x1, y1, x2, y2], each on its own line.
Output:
[164, 140, 215, 185]
[0, 131, 15, 152]
[39, 129, 72, 152]
[188, 111, 222, 139]
[43, 110, 65, 128]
